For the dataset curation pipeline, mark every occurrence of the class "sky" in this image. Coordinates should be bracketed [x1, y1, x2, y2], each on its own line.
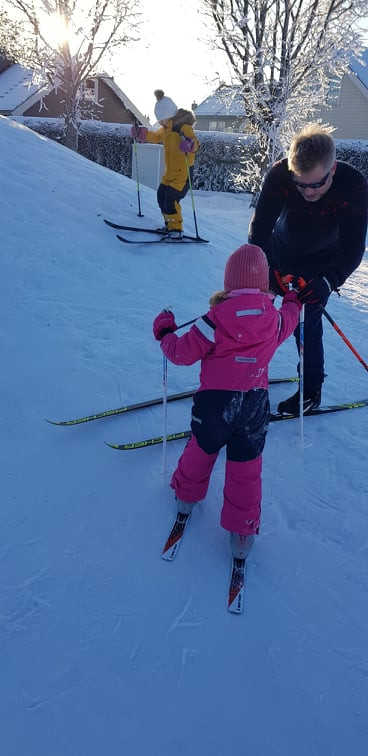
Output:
[112, 0, 232, 122]
[111, 0, 368, 123]
[4, 0, 368, 124]
[1, 114, 368, 755]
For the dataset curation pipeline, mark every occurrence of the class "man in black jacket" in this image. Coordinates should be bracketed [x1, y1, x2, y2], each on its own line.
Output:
[248, 123, 368, 414]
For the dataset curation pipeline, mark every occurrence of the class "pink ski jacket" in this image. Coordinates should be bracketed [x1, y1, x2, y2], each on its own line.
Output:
[160, 288, 301, 392]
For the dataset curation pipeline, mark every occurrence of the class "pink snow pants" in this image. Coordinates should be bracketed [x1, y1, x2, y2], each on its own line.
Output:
[170, 435, 262, 535]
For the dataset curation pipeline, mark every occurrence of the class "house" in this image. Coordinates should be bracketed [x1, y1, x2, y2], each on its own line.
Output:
[194, 52, 368, 140]
[0, 56, 150, 126]
[314, 50, 368, 139]
[193, 84, 246, 133]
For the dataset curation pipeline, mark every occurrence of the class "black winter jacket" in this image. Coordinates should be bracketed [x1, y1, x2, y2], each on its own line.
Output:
[248, 159, 368, 289]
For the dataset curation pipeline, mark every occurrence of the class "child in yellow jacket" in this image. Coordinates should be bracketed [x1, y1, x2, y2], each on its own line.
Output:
[131, 90, 199, 237]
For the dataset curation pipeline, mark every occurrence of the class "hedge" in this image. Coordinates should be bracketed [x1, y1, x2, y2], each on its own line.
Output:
[12, 116, 368, 192]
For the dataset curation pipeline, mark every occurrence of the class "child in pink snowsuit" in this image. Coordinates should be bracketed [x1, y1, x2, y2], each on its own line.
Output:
[153, 244, 301, 558]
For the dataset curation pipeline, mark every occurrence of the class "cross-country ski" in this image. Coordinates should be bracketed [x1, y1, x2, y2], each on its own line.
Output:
[104, 398, 368, 449]
[45, 377, 298, 426]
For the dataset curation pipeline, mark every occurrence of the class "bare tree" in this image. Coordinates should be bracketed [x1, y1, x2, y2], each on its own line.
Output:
[201, 0, 367, 193]
[1, 0, 140, 150]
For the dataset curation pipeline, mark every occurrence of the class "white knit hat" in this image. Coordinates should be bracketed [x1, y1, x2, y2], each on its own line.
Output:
[154, 89, 178, 121]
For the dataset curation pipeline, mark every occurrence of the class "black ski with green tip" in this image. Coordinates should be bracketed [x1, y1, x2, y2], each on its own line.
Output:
[104, 220, 167, 234]
[103, 219, 209, 244]
[105, 398, 368, 450]
[116, 233, 209, 245]
[45, 377, 297, 426]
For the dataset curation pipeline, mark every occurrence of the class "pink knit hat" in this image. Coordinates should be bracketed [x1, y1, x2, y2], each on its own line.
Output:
[224, 244, 269, 292]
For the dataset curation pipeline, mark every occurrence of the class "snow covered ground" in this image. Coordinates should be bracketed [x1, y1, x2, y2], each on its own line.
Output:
[1, 115, 368, 756]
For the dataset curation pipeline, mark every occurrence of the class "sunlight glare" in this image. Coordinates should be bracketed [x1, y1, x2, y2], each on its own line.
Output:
[40, 13, 69, 48]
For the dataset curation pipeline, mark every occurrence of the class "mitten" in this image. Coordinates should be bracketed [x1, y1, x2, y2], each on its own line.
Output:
[153, 310, 178, 341]
[130, 125, 148, 142]
[282, 289, 302, 310]
[179, 137, 195, 153]
[296, 276, 331, 304]
[269, 268, 289, 296]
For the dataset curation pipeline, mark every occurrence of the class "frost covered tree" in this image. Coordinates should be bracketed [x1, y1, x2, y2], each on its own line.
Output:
[1, 0, 139, 150]
[0, 8, 22, 58]
[201, 0, 368, 193]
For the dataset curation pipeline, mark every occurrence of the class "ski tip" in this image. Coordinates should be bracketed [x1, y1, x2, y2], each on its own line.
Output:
[228, 582, 245, 613]
[161, 545, 178, 561]
[228, 557, 246, 614]
[228, 595, 244, 614]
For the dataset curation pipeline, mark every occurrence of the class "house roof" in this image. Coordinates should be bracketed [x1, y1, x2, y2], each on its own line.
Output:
[0, 63, 150, 125]
[0, 63, 47, 114]
[195, 51, 368, 117]
[193, 84, 245, 117]
[98, 75, 150, 127]
[349, 49, 368, 91]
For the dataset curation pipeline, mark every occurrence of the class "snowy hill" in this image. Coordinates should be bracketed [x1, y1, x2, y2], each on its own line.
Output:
[1, 114, 368, 756]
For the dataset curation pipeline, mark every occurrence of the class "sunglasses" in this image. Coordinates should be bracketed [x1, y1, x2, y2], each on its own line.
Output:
[292, 169, 331, 190]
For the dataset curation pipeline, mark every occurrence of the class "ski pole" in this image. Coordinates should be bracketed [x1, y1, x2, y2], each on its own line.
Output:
[177, 317, 196, 330]
[132, 117, 144, 217]
[287, 277, 305, 445]
[162, 354, 168, 475]
[299, 303, 305, 445]
[161, 306, 174, 475]
[321, 306, 368, 373]
[161, 312, 198, 472]
[185, 154, 200, 240]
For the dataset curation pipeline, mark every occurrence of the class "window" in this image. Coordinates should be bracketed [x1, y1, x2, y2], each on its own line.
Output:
[82, 78, 97, 102]
[208, 119, 226, 132]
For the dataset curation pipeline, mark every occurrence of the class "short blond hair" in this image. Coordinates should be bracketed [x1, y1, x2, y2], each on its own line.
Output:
[288, 123, 336, 174]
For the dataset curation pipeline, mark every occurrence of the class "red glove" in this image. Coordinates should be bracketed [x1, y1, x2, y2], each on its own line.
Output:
[153, 310, 178, 341]
[296, 276, 331, 304]
[131, 125, 148, 142]
[179, 137, 195, 153]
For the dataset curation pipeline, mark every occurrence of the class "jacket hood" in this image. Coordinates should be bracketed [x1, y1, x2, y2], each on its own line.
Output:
[172, 109, 195, 129]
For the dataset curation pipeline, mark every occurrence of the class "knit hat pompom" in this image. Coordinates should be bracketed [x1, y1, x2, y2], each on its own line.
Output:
[224, 244, 269, 293]
[154, 89, 178, 121]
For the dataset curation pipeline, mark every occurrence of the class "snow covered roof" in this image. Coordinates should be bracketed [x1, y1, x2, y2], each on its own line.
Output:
[195, 52, 368, 119]
[349, 49, 368, 91]
[0, 63, 150, 125]
[193, 85, 245, 117]
[0, 63, 47, 114]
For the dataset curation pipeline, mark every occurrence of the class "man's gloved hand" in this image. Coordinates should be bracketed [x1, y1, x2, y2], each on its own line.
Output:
[179, 137, 195, 153]
[296, 276, 331, 304]
[269, 268, 290, 296]
[153, 310, 178, 341]
[130, 125, 148, 142]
